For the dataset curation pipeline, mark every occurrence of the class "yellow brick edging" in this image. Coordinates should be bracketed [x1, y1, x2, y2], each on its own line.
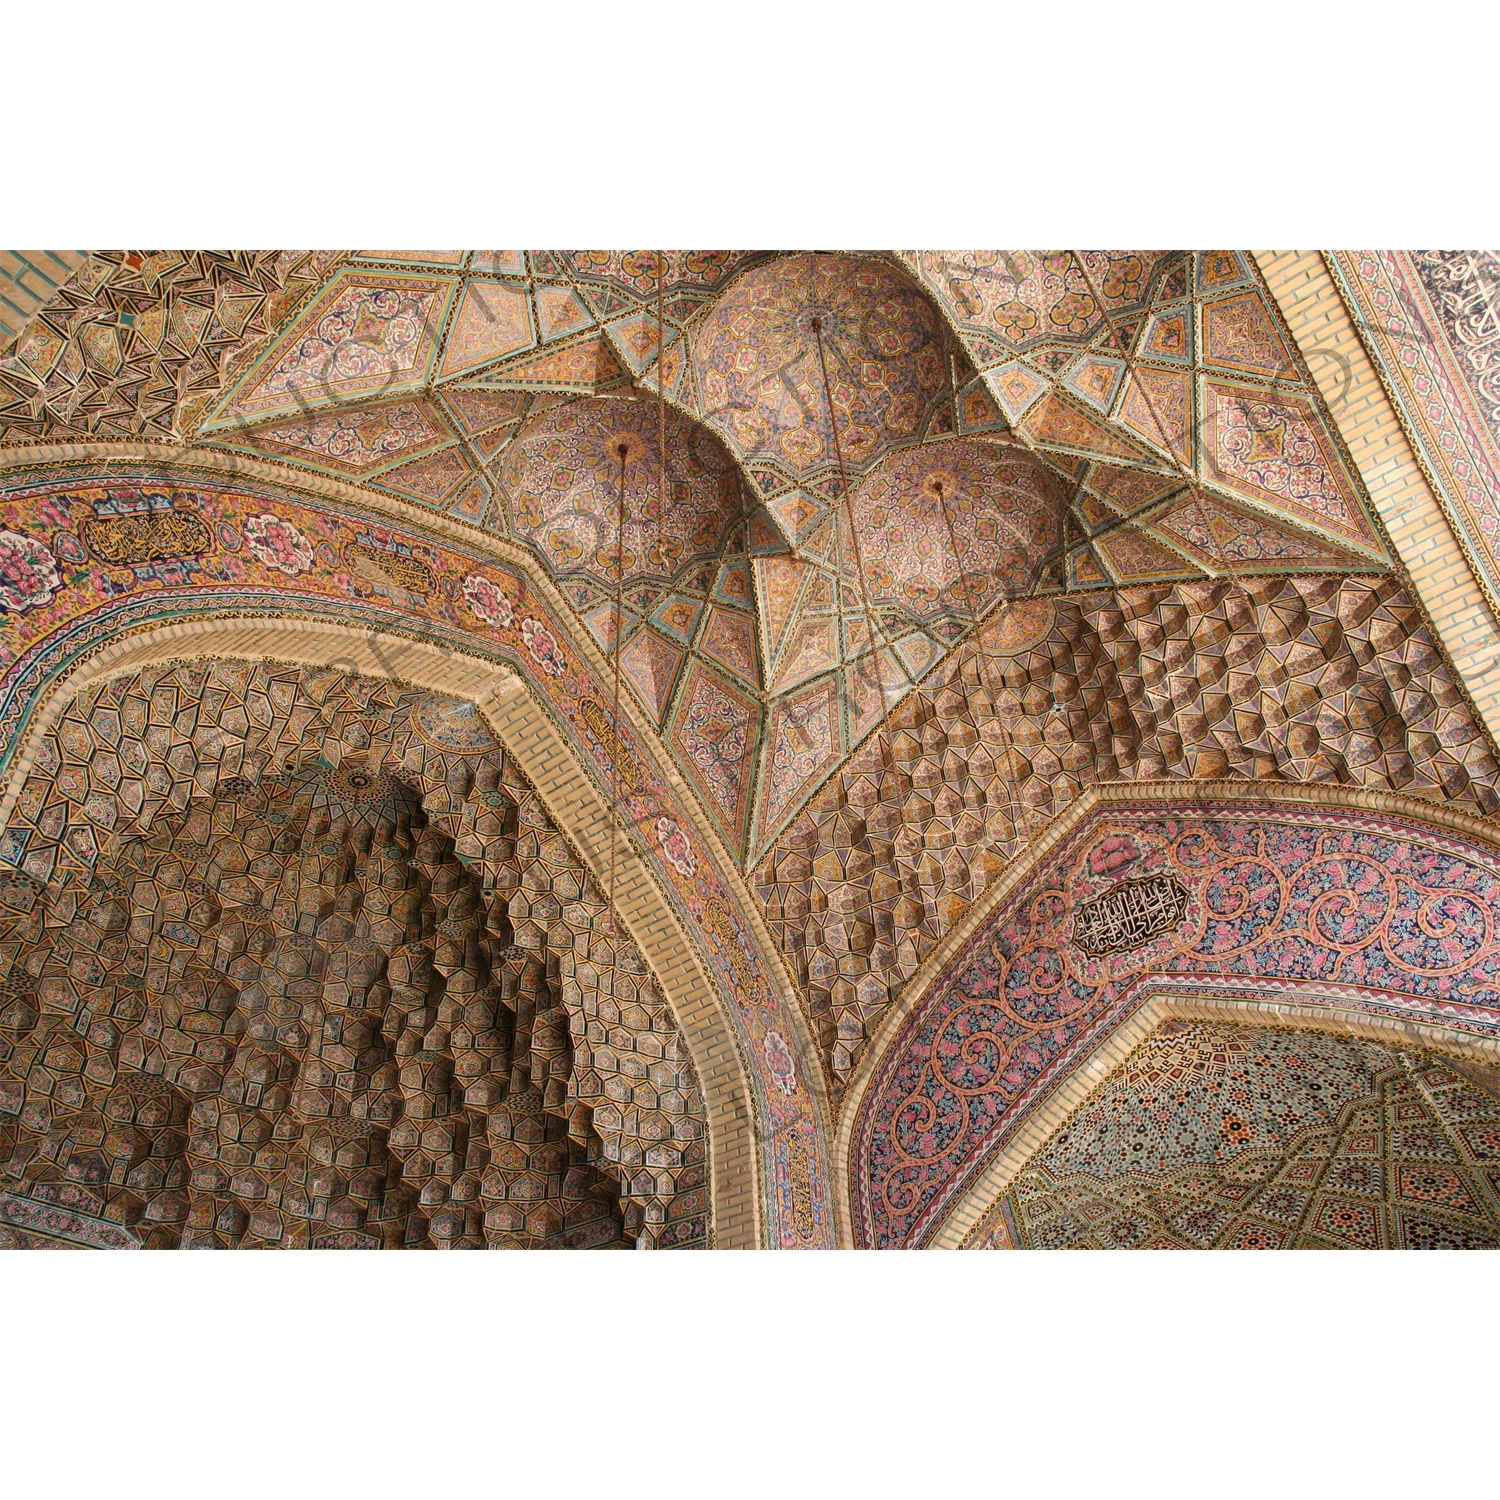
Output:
[1257, 251, 1500, 753]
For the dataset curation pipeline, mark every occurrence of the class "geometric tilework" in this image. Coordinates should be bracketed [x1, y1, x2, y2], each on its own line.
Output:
[757, 576, 1500, 1091]
[974, 1021, 1500, 1249]
[903, 248, 1391, 578]
[496, 395, 745, 591]
[0, 252, 89, 349]
[1, 251, 1488, 1254]
[848, 438, 1060, 622]
[0, 252, 346, 445]
[205, 272, 458, 426]
[0, 251, 1410, 895]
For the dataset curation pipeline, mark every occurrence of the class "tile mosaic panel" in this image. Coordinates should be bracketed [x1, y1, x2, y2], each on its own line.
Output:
[694, 253, 950, 481]
[973, 1021, 1500, 1250]
[0, 251, 346, 444]
[853, 800, 1500, 1247]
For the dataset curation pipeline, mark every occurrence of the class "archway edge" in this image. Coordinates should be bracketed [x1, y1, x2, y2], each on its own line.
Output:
[837, 776, 1500, 1242]
[4, 613, 764, 1250]
[928, 987, 1500, 1249]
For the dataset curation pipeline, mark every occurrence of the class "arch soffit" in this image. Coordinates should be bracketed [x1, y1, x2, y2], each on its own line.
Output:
[834, 777, 1500, 1242]
[0, 441, 845, 1247]
[931, 988, 1500, 1250]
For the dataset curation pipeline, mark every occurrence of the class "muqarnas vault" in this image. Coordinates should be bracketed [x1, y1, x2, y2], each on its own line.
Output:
[3, 249, 1500, 1249]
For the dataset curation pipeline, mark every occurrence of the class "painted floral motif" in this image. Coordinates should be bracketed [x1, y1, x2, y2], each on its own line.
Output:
[761, 682, 838, 831]
[655, 816, 697, 878]
[247, 400, 444, 475]
[674, 669, 754, 834]
[412, 696, 500, 753]
[462, 573, 514, 627]
[916, 251, 1166, 355]
[1201, 291, 1295, 378]
[498, 396, 743, 588]
[765, 1030, 798, 1096]
[856, 804, 1500, 1247]
[1207, 388, 1372, 545]
[1089, 834, 1139, 876]
[1334, 251, 1500, 613]
[0, 529, 61, 613]
[519, 617, 566, 676]
[439, 280, 533, 377]
[699, 607, 760, 685]
[1155, 496, 1360, 567]
[0, 466, 833, 1250]
[851, 439, 1058, 619]
[567, 250, 761, 299]
[242, 513, 314, 576]
[232, 278, 446, 418]
[695, 253, 949, 476]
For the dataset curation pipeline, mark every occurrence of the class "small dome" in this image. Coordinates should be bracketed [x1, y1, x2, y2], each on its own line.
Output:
[849, 438, 1061, 621]
[497, 395, 745, 588]
[695, 253, 950, 477]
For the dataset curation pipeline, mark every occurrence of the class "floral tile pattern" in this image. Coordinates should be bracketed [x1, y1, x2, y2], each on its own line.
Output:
[853, 801, 1500, 1247]
[975, 1021, 1500, 1250]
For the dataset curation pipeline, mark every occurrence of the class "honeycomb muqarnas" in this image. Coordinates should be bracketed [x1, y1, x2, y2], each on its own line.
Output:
[0, 661, 708, 1248]
[756, 576, 1500, 1090]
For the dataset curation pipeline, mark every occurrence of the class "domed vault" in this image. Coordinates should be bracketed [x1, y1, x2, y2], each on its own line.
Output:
[2, 247, 1498, 1251]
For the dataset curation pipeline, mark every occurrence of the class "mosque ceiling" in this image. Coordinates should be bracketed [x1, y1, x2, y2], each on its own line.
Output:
[852, 796, 1500, 1248]
[0, 250, 1400, 870]
[2, 250, 1498, 1248]
[757, 574, 1500, 1090]
[970, 1019, 1500, 1250]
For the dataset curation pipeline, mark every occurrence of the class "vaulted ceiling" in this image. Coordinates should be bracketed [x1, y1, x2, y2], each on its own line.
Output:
[0, 250, 1402, 868]
[4, 250, 1498, 1249]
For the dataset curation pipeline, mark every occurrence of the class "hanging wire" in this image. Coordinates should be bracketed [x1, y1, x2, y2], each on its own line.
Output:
[808, 312, 918, 726]
[657, 251, 667, 572]
[1066, 250, 1226, 570]
[931, 351, 1031, 866]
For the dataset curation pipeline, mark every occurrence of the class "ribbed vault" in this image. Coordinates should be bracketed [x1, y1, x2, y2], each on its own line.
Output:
[3, 249, 1500, 1250]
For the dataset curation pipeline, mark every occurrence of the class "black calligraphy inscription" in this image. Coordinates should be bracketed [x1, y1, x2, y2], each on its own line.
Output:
[81, 509, 211, 564]
[1072, 874, 1189, 957]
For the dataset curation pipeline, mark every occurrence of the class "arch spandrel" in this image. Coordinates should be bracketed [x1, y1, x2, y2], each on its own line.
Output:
[841, 780, 1500, 1249]
[0, 449, 839, 1248]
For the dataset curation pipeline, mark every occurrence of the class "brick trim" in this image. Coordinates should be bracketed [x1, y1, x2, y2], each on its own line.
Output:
[1257, 251, 1500, 754]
